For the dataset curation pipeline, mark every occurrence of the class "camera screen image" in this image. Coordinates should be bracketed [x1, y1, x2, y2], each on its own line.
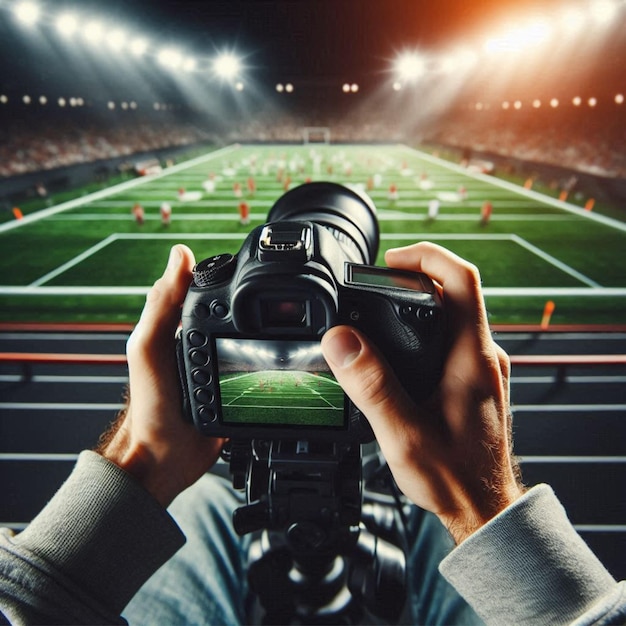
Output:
[214, 337, 345, 428]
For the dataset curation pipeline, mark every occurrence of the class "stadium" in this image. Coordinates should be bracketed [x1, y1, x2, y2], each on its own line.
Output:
[0, 0, 625, 621]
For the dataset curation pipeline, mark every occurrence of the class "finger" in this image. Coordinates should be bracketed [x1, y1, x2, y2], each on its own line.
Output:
[321, 325, 420, 454]
[128, 245, 195, 361]
[385, 241, 491, 349]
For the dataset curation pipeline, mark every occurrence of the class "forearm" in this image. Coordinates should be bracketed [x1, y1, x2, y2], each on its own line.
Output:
[440, 484, 625, 626]
[0, 451, 184, 625]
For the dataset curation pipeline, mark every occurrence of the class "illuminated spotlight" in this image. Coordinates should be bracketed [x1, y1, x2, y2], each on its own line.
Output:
[513, 100, 522, 110]
[213, 53, 242, 79]
[14, 1, 40, 26]
[475, 102, 484, 110]
[562, 7, 586, 33]
[107, 101, 116, 110]
[350, 83, 359, 92]
[533, 99, 542, 108]
[106, 29, 126, 52]
[130, 101, 137, 109]
[573, 96, 582, 106]
[56, 12, 79, 38]
[440, 48, 478, 74]
[342, 83, 350, 93]
[158, 48, 183, 69]
[616, 94, 624, 105]
[588, 97, 597, 107]
[58, 97, 67, 107]
[129, 37, 149, 57]
[285, 83, 294, 92]
[392, 81, 402, 91]
[394, 51, 426, 82]
[39, 95, 47, 105]
[502, 101, 510, 109]
[22, 95, 31, 105]
[590, 0, 620, 24]
[121, 102, 129, 110]
[550, 98, 559, 108]
[235, 81, 245, 91]
[182, 57, 197, 73]
[276, 83, 284, 92]
[84, 20, 104, 44]
[485, 18, 552, 54]
[0, 95, 8, 104]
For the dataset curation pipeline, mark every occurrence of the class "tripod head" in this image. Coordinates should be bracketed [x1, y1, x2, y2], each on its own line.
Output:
[222, 439, 407, 624]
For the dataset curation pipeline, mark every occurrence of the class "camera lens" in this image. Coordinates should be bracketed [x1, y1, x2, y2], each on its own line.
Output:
[266, 182, 379, 264]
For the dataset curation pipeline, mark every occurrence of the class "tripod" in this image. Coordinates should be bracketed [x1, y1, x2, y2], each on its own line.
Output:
[224, 440, 407, 624]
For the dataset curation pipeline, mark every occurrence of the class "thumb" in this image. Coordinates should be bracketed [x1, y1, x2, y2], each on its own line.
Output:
[321, 325, 417, 448]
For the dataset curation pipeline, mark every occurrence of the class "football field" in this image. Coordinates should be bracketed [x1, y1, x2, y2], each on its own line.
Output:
[1, 143, 625, 324]
[219, 370, 344, 427]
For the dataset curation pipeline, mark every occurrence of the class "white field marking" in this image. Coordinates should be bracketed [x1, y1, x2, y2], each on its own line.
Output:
[0, 145, 241, 234]
[400, 145, 626, 234]
[0, 402, 123, 410]
[574, 525, 626, 532]
[3, 232, 625, 297]
[519, 456, 626, 463]
[512, 404, 626, 412]
[512, 376, 626, 384]
[48, 213, 268, 221]
[0, 374, 128, 384]
[0, 332, 129, 341]
[511, 234, 601, 288]
[30, 234, 118, 287]
[0, 453, 79, 461]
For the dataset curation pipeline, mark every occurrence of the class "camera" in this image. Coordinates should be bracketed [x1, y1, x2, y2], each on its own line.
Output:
[177, 182, 444, 443]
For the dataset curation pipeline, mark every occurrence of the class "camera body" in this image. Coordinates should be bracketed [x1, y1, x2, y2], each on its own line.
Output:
[177, 183, 444, 443]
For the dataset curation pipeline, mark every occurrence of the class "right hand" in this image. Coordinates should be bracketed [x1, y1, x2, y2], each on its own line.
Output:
[321, 242, 525, 543]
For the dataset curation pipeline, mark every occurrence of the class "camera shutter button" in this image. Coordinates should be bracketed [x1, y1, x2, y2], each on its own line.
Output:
[193, 254, 236, 287]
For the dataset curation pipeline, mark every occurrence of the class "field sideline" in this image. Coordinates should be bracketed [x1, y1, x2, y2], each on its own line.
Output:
[1, 143, 625, 324]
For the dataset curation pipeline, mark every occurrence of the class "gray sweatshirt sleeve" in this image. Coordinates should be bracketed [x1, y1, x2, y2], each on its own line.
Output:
[0, 451, 185, 625]
[439, 484, 626, 626]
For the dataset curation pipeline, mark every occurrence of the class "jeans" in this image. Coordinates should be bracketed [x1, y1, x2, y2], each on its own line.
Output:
[123, 472, 483, 625]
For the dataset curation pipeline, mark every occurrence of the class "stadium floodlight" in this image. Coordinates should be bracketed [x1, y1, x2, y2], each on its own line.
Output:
[56, 12, 79, 38]
[158, 48, 182, 69]
[213, 53, 242, 79]
[14, 1, 40, 26]
[129, 37, 149, 57]
[106, 28, 126, 52]
[182, 57, 197, 73]
[394, 51, 426, 82]
[84, 20, 105, 44]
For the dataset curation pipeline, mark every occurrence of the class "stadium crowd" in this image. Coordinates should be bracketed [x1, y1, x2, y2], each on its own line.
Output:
[1, 106, 624, 180]
[0, 115, 212, 178]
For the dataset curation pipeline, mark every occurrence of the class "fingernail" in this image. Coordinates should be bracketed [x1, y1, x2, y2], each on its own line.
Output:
[323, 329, 362, 368]
[166, 245, 182, 271]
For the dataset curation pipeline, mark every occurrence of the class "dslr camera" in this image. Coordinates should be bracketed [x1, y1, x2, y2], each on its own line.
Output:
[177, 182, 444, 443]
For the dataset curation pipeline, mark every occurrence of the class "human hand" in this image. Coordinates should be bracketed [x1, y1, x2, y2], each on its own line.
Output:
[321, 242, 524, 543]
[97, 245, 224, 507]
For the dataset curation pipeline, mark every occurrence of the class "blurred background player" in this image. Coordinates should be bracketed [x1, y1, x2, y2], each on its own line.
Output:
[132, 202, 144, 226]
[160, 202, 172, 227]
[481, 200, 493, 226]
[428, 198, 440, 220]
[238, 201, 250, 225]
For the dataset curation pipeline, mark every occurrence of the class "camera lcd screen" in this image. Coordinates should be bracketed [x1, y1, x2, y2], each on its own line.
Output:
[348, 264, 433, 293]
[214, 337, 345, 428]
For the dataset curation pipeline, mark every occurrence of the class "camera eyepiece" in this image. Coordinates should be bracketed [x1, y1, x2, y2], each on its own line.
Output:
[267, 182, 380, 265]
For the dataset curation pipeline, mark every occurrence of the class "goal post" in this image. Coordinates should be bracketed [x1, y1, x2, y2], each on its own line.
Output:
[301, 127, 331, 145]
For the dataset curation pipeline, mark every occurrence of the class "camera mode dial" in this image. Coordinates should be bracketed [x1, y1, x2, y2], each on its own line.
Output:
[193, 254, 236, 287]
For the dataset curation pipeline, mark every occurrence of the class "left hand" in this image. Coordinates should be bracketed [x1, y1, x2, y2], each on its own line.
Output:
[97, 244, 224, 507]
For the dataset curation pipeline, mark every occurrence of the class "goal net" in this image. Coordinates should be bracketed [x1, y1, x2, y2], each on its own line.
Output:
[301, 127, 331, 145]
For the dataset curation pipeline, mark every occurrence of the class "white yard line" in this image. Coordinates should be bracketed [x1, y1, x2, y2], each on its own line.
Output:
[0, 145, 240, 234]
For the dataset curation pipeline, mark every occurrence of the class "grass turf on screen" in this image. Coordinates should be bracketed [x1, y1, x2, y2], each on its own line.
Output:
[0, 143, 625, 324]
[218, 370, 344, 427]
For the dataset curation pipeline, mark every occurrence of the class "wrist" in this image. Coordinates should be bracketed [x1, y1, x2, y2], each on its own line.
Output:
[441, 482, 526, 544]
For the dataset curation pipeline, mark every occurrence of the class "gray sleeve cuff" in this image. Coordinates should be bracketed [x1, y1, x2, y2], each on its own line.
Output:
[439, 484, 617, 626]
[12, 450, 185, 616]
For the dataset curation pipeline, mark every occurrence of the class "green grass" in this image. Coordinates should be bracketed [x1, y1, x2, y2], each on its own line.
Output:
[219, 370, 344, 427]
[1, 143, 625, 325]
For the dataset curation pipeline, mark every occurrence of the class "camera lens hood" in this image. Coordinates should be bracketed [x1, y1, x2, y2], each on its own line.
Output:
[267, 182, 380, 264]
